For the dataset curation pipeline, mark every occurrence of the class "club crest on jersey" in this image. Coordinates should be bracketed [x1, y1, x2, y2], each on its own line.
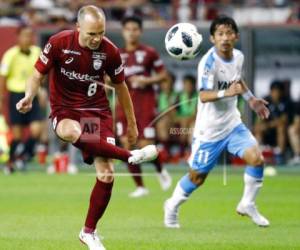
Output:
[135, 51, 146, 64]
[93, 59, 102, 70]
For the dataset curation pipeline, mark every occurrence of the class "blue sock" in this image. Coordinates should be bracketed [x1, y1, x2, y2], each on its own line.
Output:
[245, 165, 263, 179]
[179, 174, 198, 195]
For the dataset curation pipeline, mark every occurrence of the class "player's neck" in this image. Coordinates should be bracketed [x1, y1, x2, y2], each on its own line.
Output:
[126, 42, 139, 51]
[216, 50, 233, 62]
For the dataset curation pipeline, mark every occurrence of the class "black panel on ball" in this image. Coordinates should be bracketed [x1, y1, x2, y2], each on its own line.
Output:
[181, 32, 193, 48]
[167, 26, 179, 41]
[169, 47, 182, 55]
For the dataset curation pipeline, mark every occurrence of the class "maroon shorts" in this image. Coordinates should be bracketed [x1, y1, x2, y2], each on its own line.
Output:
[117, 109, 156, 140]
[50, 108, 115, 164]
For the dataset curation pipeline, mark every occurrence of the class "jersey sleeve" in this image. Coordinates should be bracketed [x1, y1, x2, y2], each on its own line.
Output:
[0, 49, 14, 77]
[150, 48, 164, 73]
[35, 37, 58, 75]
[105, 46, 125, 84]
[197, 53, 215, 91]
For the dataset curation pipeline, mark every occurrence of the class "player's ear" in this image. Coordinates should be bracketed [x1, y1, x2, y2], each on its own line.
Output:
[210, 35, 215, 44]
[76, 22, 80, 32]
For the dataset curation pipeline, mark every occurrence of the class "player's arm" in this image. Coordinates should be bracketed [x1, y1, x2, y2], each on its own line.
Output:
[16, 68, 45, 113]
[0, 75, 6, 112]
[239, 79, 270, 119]
[112, 81, 138, 145]
[129, 69, 168, 87]
[199, 81, 243, 103]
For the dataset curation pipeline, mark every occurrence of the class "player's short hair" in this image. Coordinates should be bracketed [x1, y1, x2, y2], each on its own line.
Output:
[270, 80, 284, 92]
[77, 5, 105, 23]
[183, 74, 196, 84]
[16, 24, 33, 35]
[210, 15, 239, 35]
[121, 15, 143, 29]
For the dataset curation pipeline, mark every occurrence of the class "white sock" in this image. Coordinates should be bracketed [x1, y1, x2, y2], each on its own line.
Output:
[241, 173, 263, 206]
[168, 182, 189, 209]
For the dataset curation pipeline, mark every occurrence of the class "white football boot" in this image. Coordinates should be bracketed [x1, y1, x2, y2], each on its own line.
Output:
[164, 199, 180, 228]
[129, 186, 149, 198]
[157, 169, 172, 191]
[79, 229, 106, 250]
[236, 202, 270, 227]
[128, 145, 158, 164]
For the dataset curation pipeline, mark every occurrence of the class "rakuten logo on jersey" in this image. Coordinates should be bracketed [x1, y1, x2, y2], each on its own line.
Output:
[124, 65, 144, 77]
[60, 67, 100, 81]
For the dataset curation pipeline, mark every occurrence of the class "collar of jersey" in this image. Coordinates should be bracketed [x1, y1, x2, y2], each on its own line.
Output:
[213, 47, 234, 64]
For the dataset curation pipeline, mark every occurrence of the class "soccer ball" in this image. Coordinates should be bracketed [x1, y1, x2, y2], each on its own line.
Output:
[165, 23, 203, 60]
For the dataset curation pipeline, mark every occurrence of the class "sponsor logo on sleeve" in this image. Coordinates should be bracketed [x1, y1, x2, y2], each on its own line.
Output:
[154, 59, 163, 67]
[39, 52, 49, 65]
[114, 64, 124, 75]
[43, 43, 52, 54]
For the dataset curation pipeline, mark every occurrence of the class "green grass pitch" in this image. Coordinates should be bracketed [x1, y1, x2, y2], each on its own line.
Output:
[0, 165, 299, 250]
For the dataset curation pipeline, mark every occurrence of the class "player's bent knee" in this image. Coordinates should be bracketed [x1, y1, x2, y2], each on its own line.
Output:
[63, 129, 81, 142]
[96, 168, 114, 183]
[249, 152, 264, 166]
[188, 169, 208, 187]
[95, 158, 114, 183]
[244, 147, 265, 166]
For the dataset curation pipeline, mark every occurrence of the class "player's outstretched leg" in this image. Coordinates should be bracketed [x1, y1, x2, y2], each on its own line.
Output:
[164, 172, 201, 228]
[236, 166, 270, 227]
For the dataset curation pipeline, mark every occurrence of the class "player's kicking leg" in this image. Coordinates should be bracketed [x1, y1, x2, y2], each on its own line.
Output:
[236, 146, 270, 227]
[55, 118, 158, 165]
[79, 157, 114, 250]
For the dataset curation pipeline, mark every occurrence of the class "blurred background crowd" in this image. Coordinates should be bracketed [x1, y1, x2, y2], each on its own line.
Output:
[1, 0, 300, 26]
[0, 0, 299, 175]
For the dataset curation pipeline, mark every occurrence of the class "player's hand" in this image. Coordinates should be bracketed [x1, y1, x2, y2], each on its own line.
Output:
[16, 96, 33, 114]
[128, 75, 148, 89]
[249, 97, 270, 120]
[226, 81, 243, 97]
[127, 123, 138, 146]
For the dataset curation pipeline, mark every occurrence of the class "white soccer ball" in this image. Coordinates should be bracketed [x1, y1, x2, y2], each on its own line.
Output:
[165, 23, 203, 60]
[264, 166, 278, 177]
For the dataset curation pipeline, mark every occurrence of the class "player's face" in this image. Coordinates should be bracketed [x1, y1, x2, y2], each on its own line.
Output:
[18, 28, 34, 49]
[183, 80, 194, 93]
[210, 24, 238, 55]
[78, 19, 105, 50]
[122, 22, 142, 44]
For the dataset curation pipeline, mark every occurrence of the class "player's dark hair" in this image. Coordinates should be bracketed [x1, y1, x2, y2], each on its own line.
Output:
[183, 74, 196, 84]
[16, 24, 33, 35]
[270, 80, 284, 92]
[210, 15, 239, 35]
[121, 15, 143, 29]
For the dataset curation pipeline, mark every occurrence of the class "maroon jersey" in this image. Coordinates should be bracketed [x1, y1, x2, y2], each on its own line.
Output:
[118, 44, 164, 119]
[35, 30, 124, 113]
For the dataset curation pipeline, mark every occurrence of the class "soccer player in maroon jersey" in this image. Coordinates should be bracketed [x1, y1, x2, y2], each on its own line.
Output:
[117, 16, 172, 198]
[16, 5, 157, 250]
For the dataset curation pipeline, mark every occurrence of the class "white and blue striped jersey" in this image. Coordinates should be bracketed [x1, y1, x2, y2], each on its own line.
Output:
[193, 47, 244, 142]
